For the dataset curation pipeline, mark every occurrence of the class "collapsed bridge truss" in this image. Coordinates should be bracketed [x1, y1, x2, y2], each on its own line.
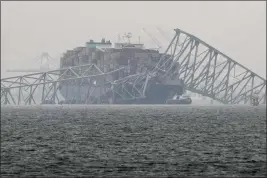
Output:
[0, 64, 150, 105]
[153, 29, 266, 104]
[1, 28, 266, 105]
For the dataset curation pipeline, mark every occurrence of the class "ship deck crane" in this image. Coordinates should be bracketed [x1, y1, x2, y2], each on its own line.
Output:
[156, 27, 171, 42]
[6, 52, 59, 73]
[142, 28, 162, 50]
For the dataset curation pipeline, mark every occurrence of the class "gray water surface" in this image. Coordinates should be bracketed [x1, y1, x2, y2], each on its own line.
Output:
[1, 105, 266, 177]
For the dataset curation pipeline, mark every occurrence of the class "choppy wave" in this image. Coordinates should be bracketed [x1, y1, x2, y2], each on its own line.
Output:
[1, 105, 266, 177]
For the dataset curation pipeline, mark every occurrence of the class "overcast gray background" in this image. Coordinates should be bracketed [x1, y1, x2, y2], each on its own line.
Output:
[1, 1, 266, 78]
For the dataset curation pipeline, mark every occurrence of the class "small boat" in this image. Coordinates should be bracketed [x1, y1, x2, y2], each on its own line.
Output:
[166, 94, 192, 104]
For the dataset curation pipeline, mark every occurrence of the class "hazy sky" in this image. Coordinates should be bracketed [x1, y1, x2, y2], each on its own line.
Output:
[1, 1, 266, 78]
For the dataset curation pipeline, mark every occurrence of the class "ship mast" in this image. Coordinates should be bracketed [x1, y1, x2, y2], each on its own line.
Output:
[123, 32, 132, 44]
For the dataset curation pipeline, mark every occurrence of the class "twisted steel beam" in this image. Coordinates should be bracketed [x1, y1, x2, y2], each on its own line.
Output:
[1, 28, 266, 105]
[153, 28, 266, 104]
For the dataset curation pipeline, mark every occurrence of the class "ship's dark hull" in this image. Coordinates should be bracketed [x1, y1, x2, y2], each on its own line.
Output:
[59, 82, 184, 104]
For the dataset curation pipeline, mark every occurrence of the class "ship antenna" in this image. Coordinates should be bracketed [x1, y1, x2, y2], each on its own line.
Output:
[117, 34, 121, 43]
[124, 32, 132, 44]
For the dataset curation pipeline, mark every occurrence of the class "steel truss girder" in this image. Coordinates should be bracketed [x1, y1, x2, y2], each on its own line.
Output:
[1, 63, 154, 105]
[1, 28, 266, 105]
[112, 73, 149, 102]
[152, 28, 266, 105]
[1, 64, 124, 105]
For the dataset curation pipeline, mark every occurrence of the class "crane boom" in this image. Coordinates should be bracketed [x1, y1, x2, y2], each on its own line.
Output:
[156, 27, 171, 41]
[142, 28, 162, 49]
[6, 52, 59, 73]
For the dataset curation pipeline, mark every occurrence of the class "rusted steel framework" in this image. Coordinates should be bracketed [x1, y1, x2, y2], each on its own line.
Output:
[1, 28, 266, 105]
[152, 28, 266, 104]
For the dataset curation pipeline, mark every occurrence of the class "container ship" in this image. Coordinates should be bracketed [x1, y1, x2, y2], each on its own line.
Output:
[58, 36, 190, 104]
